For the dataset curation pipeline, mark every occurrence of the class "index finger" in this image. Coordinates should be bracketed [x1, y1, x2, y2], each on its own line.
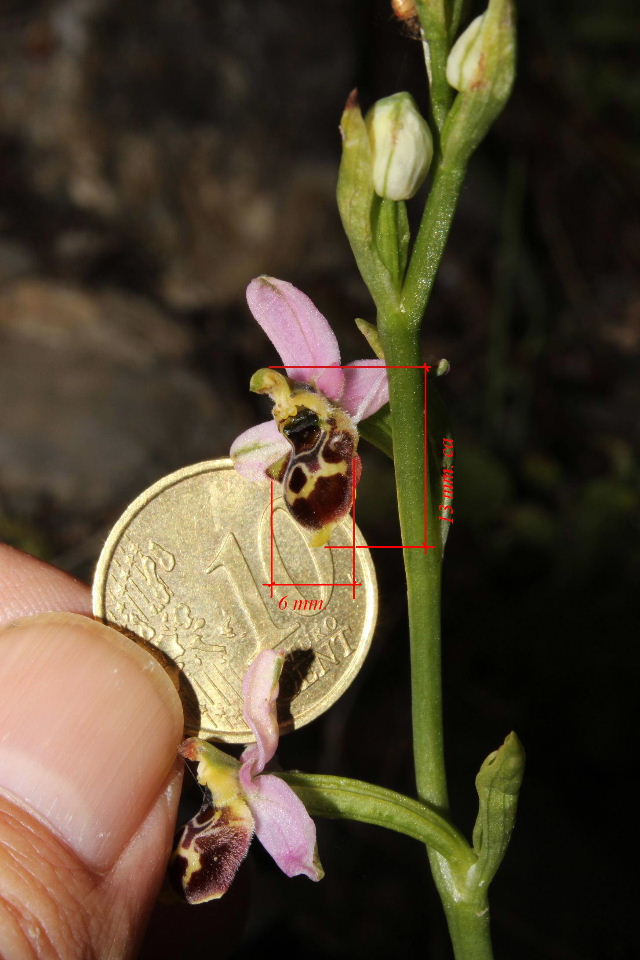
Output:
[0, 544, 91, 627]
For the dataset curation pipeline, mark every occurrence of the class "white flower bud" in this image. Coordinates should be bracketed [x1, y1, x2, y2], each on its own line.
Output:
[446, 14, 487, 92]
[367, 93, 433, 201]
[446, 1, 515, 101]
[447, 13, 486, 93]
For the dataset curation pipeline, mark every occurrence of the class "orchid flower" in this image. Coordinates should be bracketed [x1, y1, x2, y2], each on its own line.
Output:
[230, 277, 389, 545]
[172, 650, 323, 903]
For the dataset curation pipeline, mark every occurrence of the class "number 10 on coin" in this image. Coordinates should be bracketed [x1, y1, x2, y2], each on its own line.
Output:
[93, 459, 377, 744]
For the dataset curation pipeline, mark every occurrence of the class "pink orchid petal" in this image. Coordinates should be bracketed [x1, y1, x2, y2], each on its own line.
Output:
[340, 359, 390, 422]
[241, 649, 284, 776]
[246, 277, 345, 399]
[242, 772, 323, 881]
[230, 420, 289, 484]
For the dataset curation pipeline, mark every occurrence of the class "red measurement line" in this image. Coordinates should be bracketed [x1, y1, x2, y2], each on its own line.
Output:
[270, 479, 275, 598]
[352, 456, 357, 600]
[262, 582, 363, 588]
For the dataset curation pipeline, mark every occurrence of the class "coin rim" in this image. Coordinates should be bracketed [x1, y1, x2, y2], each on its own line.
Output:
[92, 458, 378, 743]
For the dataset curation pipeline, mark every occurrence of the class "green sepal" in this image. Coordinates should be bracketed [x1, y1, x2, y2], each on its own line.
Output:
[337, 91, 398, 316]
[471, 731, 525, 888]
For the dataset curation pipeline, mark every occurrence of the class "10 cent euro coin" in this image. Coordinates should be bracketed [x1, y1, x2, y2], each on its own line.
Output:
[92, 459, 377, 743]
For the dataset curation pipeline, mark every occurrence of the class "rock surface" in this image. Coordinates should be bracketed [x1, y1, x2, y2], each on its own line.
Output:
[0, 279, 220, 518]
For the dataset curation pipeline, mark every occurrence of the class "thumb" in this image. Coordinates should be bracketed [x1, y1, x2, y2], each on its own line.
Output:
[0, 612, 184, 960]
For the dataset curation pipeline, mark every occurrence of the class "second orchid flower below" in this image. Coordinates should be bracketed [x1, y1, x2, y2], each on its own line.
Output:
[231, 277, 389, 545]
[172, 650, 323, 903]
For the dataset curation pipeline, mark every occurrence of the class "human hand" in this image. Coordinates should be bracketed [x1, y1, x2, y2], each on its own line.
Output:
[0, 544, 186, 959]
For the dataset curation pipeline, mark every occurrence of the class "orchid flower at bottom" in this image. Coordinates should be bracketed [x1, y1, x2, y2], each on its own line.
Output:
[172, 650, 323, 903]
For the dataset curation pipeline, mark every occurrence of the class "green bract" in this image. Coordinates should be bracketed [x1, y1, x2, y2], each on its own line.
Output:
[471, 732, 525, 888]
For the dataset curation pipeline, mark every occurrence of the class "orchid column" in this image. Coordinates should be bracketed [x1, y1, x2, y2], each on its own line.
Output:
[338, 2, 521, 958]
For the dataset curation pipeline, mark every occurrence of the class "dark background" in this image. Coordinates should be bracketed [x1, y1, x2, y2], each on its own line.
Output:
[1, 1, 638, 957]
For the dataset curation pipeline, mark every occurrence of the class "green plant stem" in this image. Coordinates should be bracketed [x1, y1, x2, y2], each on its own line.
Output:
[374, 147, 496, 957]
[416, 0, 454, 133]
[442, 896, 493, 960]
[377, 321, 446, 810]
[281, 775, 494, 959]
[402, 158, 466, 327]
[449, 0, 468, 41]
[378, 321, 497, 960]
[337, 17, 512, 951]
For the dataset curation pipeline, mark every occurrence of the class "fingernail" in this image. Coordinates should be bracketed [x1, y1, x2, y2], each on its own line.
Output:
[0, 612, 184, 870]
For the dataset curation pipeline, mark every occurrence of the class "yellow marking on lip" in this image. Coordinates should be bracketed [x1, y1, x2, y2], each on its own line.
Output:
[288, 459, 348, 502]
[310, 522, 337, 548]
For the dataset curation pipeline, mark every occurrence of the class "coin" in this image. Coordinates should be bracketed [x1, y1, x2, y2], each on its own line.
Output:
[92, 459, 377, 743]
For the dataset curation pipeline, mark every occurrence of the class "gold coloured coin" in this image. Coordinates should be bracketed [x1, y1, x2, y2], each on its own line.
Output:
[92, 459, 377, 743]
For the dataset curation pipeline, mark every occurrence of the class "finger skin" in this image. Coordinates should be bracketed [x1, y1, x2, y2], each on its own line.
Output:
[0, 544, 91, 626]
[0, 768, 182, 960]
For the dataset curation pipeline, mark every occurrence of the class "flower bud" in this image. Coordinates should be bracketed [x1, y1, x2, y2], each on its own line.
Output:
[446, 1, 515, 99]
[471, 731, 525, 887]
[440, 0, 516, 165]
[367, 93, 433, 201]
[446, 14, 486, 92]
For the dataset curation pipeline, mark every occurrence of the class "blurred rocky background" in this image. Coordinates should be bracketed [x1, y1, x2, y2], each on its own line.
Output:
[1, 1, 638, 958]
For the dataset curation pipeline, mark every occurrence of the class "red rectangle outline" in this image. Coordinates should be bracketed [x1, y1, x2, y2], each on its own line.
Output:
[263, 363, 436, 601]
[262, 478, 364, 598]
